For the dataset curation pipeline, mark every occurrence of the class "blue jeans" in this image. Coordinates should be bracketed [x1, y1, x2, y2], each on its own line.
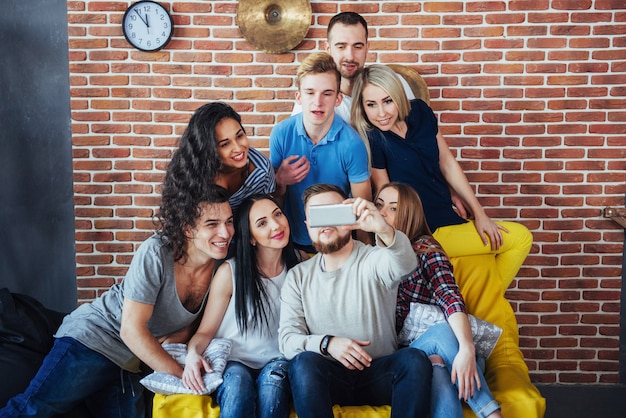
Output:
[0, 337, 145, 418]
[410, 322, 500, 418]
[215, 358, 290, 418]
[288, 348, 431, 418]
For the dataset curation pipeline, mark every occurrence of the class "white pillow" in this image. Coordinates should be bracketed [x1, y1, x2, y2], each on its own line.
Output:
[140, 338, 232, 395]
[398, 302, 502, 358]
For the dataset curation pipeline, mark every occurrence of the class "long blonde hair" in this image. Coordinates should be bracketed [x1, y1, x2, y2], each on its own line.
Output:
[350, 64, 411, 143]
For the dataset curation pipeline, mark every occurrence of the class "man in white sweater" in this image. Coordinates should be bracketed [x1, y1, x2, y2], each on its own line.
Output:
[278, 183, 432, 418]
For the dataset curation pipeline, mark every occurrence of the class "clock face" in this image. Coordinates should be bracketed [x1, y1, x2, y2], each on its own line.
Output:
[122, 1, 173, 52]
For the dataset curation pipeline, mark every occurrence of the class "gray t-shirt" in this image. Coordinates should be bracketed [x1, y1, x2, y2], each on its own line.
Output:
[56, 234, 208, 372]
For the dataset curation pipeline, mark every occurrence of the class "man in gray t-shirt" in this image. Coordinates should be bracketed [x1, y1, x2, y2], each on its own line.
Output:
[1, 185, 235, 418]
[279, 183, 432, 418]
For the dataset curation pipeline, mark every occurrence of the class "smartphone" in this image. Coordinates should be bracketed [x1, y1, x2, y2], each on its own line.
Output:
[308, 203, 356, 227]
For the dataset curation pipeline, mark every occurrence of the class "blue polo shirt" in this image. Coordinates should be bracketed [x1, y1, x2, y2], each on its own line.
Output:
[270, 113, 370, 246]
[369, 99, 466, 231]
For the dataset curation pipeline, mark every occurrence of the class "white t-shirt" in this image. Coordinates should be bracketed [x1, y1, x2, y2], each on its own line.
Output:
[215, 259, 286, 369]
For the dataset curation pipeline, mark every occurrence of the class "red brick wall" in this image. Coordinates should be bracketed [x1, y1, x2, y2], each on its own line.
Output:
[67, 1, 626, 384]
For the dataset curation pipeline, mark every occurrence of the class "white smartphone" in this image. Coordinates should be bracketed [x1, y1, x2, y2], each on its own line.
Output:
[307, 203, 356, 227]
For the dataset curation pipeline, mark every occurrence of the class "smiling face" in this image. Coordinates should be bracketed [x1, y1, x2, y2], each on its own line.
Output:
[374, 186, 398, 229]
[326, 23, 369, 81]
[361, 83, 402, 133]
[249, 198, 291, 251]
[305, 191, 352, 254]
[215, 117, 249, 172]
[187, 201, 234, 261]
[296, 72, 342, 130]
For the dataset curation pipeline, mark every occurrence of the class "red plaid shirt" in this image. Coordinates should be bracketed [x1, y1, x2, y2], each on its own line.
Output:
[396, 236, 467, 332]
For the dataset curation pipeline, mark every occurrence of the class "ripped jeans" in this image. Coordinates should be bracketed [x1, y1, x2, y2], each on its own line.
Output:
[410, 322, 500, 418]
[215, 358, 291, 418]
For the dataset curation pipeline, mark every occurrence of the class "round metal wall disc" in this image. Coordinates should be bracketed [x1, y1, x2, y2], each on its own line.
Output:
[237, 0, 312, 54]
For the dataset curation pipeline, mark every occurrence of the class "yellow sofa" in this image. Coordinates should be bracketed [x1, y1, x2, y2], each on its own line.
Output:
[152, 253, 546, 418]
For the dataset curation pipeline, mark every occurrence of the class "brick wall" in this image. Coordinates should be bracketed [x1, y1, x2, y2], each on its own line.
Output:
[67, 0, 626, 384]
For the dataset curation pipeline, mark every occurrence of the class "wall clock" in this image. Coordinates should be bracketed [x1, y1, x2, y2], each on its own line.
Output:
[122, 1, 173, 52]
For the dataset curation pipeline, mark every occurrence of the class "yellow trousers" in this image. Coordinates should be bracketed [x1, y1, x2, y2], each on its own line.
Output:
[433, 220, 532, 290]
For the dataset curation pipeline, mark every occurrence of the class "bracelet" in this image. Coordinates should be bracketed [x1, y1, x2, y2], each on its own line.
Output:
[320, 335, 333, 356]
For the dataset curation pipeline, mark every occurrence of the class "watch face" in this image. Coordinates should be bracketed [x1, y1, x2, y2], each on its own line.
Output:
[122, 1, 173, 52]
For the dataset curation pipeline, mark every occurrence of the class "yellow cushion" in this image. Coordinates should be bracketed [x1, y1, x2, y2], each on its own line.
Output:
[152, 393, 390, 418]
[152, 393, 222, 418]
[152, 254, 545, 418]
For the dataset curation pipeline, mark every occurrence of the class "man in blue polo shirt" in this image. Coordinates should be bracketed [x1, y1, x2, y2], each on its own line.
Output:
[270, 52, 371, 252]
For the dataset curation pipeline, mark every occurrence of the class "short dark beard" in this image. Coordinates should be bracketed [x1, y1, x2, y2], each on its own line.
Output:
[312, 232, 351, 254]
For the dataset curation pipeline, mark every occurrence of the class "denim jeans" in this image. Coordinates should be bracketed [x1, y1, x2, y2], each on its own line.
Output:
[0, 337, 145, 418]
[410, 322, 500, 418]
[215, 358, 290, 418]
[288, 348, 432, 418]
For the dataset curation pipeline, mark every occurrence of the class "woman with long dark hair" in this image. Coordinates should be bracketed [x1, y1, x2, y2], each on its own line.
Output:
[172, 101, 276, 213]
[182, 194, 299, 418]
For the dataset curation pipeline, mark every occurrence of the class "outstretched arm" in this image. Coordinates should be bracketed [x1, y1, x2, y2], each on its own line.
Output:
[437, 132, 507, 249]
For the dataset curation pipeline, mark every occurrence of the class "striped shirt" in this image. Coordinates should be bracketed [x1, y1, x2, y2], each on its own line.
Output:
[228, 147, 276, 213]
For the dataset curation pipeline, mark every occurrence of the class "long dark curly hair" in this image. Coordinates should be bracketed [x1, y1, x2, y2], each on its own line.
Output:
[158, 179, 230, 263]
[233, 194, 300, 336]
[173, 101, 243, 187]
[157, 102, 241, 262]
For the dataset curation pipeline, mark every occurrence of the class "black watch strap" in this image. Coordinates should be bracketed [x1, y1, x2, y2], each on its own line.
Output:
[320, 335, 334, 355]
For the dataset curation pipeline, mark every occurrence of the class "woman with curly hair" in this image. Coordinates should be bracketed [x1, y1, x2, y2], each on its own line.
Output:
[172, 101, 276, 214]
[1, 171, 234, 417]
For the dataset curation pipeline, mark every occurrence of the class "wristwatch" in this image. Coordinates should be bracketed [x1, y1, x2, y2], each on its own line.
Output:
[320, 335, 334, 356]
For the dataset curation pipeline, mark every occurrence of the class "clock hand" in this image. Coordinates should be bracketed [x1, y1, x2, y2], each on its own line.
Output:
[134, 9, 148, 26]
[145, 13, 150, 34]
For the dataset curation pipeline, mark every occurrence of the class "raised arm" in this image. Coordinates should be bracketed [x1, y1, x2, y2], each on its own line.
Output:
[350, 179, 373, 244]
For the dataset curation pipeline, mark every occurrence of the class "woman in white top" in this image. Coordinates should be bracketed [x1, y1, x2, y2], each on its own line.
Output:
[182, 194, 300, 418]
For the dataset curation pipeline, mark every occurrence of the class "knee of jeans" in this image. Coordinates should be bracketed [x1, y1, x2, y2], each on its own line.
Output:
[222, 363, 254, 388]
[400, 348, 431, 373]
[289, 351, 319, 373]
[429, 354, 445, 366]
[261, 359, 288, 383]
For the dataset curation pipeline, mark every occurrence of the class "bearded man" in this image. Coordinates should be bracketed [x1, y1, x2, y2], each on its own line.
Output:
[278, 183, 432, 418]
